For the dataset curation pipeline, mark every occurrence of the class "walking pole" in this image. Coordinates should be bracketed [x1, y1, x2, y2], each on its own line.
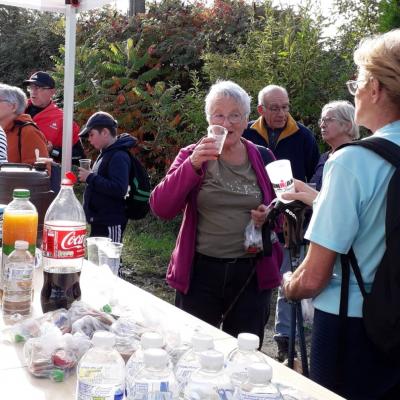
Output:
[280, 201, 309, 376]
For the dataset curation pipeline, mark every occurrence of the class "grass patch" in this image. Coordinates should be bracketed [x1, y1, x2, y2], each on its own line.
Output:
[120, 214, 181, 303]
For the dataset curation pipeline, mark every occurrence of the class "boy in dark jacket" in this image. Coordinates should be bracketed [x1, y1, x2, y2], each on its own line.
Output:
[77, 111, 136, 243]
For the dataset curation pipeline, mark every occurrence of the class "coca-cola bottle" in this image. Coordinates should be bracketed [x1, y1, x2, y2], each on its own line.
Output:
[41, 172, 87, 312]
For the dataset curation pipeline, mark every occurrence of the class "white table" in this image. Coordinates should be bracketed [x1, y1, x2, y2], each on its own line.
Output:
[0, 262, 344, 399]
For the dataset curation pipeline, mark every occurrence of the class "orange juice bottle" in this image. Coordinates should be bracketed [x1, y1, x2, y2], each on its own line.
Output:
[1, 189, 38, 301]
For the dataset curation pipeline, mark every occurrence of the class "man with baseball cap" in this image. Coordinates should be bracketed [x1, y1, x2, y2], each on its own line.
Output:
[78, 111, 137, 245]
[23, 71, 84, 163]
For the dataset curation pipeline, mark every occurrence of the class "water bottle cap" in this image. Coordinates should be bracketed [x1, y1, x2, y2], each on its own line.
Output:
[12, 189, 30, 198]
[62, 171, 77, 186]
[237, 333, 259, 351]
[191, 333, 214, 352]
[14, 240, 29, 250]
[200, 350, 224, 370]
[248, 363, 273, 384]
[143, 348, 168, 368]
[141, 331, 163, 350]
[92, 331, 115, 347]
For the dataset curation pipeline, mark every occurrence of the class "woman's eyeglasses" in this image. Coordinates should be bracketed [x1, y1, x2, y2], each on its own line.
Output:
[346, 79, 366, 96]
[318, 117, 338, 126]
[210, 113, 243, 124]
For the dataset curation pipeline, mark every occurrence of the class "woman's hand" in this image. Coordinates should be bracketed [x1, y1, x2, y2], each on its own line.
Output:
[189, 137, 219, 171]
[281, 179, 319, 206]
[251, 204, 269, 228]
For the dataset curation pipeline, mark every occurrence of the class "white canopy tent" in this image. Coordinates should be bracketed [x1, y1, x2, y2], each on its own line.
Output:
[0, 0, 113, 175]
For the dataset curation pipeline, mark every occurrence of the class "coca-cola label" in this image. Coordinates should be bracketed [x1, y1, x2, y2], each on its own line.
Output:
[42, 226, 86, 259]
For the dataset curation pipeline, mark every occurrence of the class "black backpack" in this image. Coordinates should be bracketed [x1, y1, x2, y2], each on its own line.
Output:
[104, 149, 151, 220]
[339, 136, 400, 359]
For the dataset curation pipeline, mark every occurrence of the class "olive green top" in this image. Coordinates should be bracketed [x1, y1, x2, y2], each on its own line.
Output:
[196, 156, 262, 258]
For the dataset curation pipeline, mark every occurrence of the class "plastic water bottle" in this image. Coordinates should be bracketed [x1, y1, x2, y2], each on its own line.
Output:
[126, 348, 178, 399]
[227, 333, 270, 389]
[238, 363, 283, 399]
[41, 172, 86, 312]
[184, 350, 233, 400]
[76, 331, 125, 400]
[175, 333, 214, 393]
[2, 240, 34, 320]
[126, 331, 164, 378]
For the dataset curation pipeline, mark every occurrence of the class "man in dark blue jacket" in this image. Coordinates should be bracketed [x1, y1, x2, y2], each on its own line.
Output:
[77, 111, 136, 243]
[243, 85, 320, 362]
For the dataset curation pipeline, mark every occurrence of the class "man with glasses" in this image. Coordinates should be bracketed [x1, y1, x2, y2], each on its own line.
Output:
[243, 84, 319, 363]
[23, 71, 83, 164]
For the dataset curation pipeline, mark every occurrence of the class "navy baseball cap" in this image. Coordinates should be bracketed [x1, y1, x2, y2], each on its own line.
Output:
[79, 111, 118, 137]
[23, 71, 55, 89]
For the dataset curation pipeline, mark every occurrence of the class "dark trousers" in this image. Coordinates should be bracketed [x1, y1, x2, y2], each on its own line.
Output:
[175, 253, 272, 347]
[90, 222, 127, 243]
[310, 309, 400, 400]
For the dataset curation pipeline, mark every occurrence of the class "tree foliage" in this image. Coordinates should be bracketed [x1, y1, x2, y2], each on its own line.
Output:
[0, 6, 63, 86]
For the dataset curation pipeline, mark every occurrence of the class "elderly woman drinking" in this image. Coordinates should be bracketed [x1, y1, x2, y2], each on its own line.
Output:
[150, 80, 282, 344]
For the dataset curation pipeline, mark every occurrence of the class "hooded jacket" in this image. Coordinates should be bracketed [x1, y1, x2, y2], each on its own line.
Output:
[84, 134, 136, 226]
[4, 113, 48, 165]
[243, 114, 320, 181]
[150, 138, 283, 294]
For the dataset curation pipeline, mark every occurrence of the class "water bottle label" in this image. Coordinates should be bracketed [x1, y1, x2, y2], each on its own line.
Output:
[130, 382, 173, 399]
[42, 225, 86, 259]
[77, 379, 124, 400]
[4, 264, 33, 290]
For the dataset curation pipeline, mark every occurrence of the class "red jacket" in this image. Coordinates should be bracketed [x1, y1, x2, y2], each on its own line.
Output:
[27, 100, 80, 148]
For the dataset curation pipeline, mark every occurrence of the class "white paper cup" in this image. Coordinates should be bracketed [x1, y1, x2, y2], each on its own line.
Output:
[86, 237, 112, 265]
[98, 242, 124, 275]
[79, 158, 92, 170]
[207, 125, 228, 154]
[265, 159, 295, 203]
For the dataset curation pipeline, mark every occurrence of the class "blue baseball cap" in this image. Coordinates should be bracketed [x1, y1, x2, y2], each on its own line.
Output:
[79, 111, 118, 137]
[23, 71, 55, 89]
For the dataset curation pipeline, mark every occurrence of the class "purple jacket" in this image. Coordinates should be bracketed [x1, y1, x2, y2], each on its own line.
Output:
[150, 138, 283, 294]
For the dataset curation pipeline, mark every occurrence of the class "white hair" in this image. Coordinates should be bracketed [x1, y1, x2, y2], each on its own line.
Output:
[205, 80, 251, 122]
[0, 83, 27, 115]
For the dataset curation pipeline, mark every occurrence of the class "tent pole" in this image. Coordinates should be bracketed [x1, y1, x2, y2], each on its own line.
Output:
[61, 3, 77, 177]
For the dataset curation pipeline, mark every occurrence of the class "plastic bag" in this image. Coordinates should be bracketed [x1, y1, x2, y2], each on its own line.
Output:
[71, 315, 112, 338]
[68, 300, 115, 326]
[244, 220, 263, 254]
[110, 317, 140, 362]
[301, 298, 315, 326]
[24, 330, 90, 381]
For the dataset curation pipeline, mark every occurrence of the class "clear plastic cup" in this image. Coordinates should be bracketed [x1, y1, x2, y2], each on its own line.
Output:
[98, 242, 124, 275]
[265, 159, 295, 203]
[79, 159, 92, 170]
[207, 125, 228, 154]
[86, 237, 112, 265]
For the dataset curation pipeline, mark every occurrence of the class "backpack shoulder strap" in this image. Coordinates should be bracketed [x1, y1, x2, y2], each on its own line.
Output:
[341, 136, 400, 167]
[256, 144, 275, 166]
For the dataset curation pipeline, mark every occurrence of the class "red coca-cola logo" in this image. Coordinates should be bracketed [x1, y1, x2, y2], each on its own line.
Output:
[61, 231, 86, 250]
[43, 226, 86, 259]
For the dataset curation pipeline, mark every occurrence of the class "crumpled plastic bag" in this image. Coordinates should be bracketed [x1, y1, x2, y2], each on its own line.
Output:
[244, 219, 263, 254]
[23, 327, 91, 382]
[68, 301, 115, 326]
[110, 317, 140, 362]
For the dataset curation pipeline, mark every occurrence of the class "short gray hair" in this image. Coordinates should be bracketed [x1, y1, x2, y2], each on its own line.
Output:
[205, 80, 251, 122]
[321, 100, 359, 140]
[258, 85, 288, 106]
[0, 83, 27, 115]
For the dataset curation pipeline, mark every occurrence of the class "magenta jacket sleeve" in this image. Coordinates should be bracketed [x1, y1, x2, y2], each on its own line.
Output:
[150, 145, 204, 219]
